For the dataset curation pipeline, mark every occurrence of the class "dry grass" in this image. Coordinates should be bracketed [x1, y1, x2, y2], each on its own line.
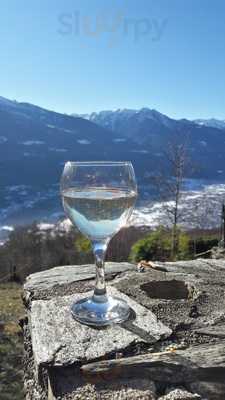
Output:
[0, 282, 24, 321]
[0, 282, 24, 400]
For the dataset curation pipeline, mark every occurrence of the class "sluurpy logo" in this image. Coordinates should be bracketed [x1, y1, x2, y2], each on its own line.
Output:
[57, 10, 168, 47]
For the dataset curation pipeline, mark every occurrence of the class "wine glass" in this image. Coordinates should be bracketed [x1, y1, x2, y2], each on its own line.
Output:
[60, 161, 137, 327]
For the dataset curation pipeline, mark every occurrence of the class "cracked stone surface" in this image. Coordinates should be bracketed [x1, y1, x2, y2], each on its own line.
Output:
[30, 286, 171, 368]
[24, 262, 135, 292]
[23, 259, 225, 399]
[159, 388, 201, 399]
[51, 378, 157, 400]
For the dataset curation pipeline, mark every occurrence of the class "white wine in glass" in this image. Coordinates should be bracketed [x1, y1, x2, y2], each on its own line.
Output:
[60, 161, 137, 327]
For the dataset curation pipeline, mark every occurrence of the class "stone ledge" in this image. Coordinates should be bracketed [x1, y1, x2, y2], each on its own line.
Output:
[23, 260, 225, 400]
[30, 286, 171, 368]
[24, 262, 136, 293]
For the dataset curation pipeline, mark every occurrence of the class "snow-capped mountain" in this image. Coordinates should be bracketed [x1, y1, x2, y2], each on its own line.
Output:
[76, 108, 225, 181]
[0, 96, 122, 186]
[0, 96, 130, 231]
[1, 96, 225, 233]
[194, 118, 225, 130]
[81, 108, 180, 142]
[79, 108, 225, 147]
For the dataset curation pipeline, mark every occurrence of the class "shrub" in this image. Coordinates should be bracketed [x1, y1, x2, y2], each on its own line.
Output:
[129, 227, 190, 263]
[178, 232, 190, 260]
[75, 235, 92, 253]
[74, 235, 93, 264]
[190, 236, 218, 255]
[129, 227, 171, 262]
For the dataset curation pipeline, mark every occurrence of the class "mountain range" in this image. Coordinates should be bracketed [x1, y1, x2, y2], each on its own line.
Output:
[1, 96, 225, 189]
[194, 118, 225, 130]
[77, 107, 225, 180]
[81, 109, 225, 132]
[1, 95, 225, 231]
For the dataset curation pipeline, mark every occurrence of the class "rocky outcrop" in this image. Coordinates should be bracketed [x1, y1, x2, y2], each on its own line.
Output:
[22, 259, 225, 399]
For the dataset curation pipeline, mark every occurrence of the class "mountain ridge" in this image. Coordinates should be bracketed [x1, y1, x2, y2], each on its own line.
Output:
[1, 95, 225, 230]
[74, 107, 225, 133]
[194, 118, 225, 130]
[0, 95, 225, 185]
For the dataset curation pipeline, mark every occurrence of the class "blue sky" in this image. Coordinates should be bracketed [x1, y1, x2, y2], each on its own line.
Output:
[0, 0, 225, 119]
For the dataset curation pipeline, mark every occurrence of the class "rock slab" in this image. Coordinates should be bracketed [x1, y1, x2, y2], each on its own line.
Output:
[25, 262, 135, 292]
[23, 260, 225, 399]
[30, 285, 172, 368]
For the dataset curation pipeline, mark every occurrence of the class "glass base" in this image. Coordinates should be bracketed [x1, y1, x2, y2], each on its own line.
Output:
[71, 294, 131, 327]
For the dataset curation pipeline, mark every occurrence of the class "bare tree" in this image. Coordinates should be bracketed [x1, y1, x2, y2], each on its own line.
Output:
[151, 137, 191, 258]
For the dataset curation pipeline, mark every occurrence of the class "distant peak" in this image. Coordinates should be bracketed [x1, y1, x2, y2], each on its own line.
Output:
[194, 118, 225, 130]
[0, 96, 17, 105]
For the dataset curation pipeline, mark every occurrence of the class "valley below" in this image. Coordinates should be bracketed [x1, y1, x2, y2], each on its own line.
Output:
[1, 97, 225, 243]
[1, 179, 225, 244]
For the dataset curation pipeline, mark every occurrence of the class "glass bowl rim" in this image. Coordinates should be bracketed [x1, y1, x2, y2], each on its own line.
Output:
[64, 161, 134, 167]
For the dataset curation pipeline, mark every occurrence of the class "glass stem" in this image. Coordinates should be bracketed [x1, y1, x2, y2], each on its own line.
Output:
[92, 239, 109, 302]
